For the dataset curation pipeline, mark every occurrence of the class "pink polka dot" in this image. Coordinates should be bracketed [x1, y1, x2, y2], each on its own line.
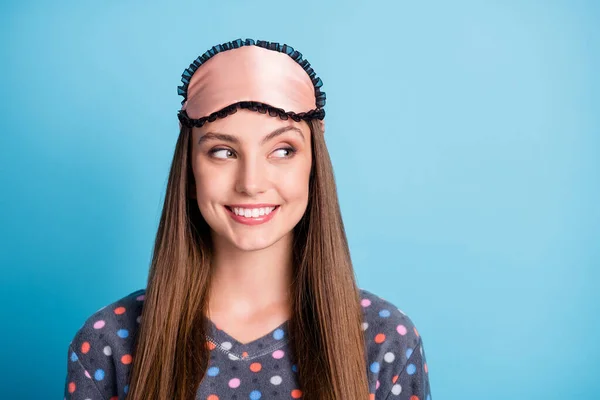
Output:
[136, 295, 145, 301]
[272, 350, 285, 359]
[84, 370, 91, 379]
[376, 380, 380, 389]
[228, 378, 240, 388]
[396, 324, 407, 335]
[93, 320, 106, 329]
[361, 299, 371, 307]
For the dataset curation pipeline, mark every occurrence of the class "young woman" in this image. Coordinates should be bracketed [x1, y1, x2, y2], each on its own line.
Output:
[64, 38, 432, 400]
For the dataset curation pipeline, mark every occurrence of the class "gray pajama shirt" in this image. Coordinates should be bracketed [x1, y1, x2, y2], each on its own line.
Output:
[64, 288, 431, 399]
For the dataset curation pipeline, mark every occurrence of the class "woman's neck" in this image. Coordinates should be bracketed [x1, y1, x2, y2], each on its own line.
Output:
[207, 231, 294, 321]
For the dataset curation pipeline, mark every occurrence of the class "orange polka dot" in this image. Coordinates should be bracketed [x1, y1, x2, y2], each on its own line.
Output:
[424, 363, 428, 373]
[242, 351, 249, 359]
[121, 354, 133, 364]
[369, 394, 375, 400]
[410, 396, 419, 400]
[206, 341, 216, 350]
[110, 397, 119, 400]
[374, 333, 386, 344]
[81, 342, 90, 354]
[414, 327, 419, 337]
[68, 382, 76, 393]
[291, 389, 302, 398]
[114, 306, 126, 315]
[250, 362, 262, 372]
[207, 395, 219, 400]
[392, 374, 399, 383]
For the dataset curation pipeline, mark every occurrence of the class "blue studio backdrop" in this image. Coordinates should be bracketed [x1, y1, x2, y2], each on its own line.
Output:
[0, 0, 598, 398]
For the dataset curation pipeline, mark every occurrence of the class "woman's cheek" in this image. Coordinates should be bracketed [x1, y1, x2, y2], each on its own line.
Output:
[282, 171, 310, 201]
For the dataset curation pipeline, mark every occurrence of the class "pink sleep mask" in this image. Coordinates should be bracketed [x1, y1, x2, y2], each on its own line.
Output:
[177, 38, 326, 128]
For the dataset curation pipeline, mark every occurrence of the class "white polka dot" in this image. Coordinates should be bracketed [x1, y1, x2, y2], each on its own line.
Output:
[228, 353, 239, 360]
[103, 346, 112, 356]
[362, 322, 369, 331]
[221, 341, 233, 350]
[136, 316, 141, 323]
[384, 352, 395, 363]
[270, 375, 282, 385]
[391, 384, 402, 395]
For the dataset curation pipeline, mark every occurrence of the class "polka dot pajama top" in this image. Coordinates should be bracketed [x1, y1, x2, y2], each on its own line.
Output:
[64, 288, 432, 399]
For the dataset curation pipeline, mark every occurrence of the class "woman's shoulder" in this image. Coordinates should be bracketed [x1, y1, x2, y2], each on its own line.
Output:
[69, 288, 147, 347]
[358, 288, 430, 399]
[65, 288, 147, 398]
[358, 287, 421, 340]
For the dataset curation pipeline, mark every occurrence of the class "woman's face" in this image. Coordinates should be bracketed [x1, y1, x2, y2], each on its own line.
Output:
[190, 109, 312, 252]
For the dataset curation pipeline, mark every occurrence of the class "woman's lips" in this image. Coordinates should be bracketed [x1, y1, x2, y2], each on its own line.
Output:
[224, 205, 280, 225]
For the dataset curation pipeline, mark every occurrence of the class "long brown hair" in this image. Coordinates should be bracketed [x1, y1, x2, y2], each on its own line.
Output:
[126, 119, 369, 399]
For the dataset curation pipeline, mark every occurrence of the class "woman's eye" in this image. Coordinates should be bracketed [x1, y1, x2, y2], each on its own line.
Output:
[208, 147, 296, 159]
[272, 147, 297, 158]
[209, 148, 235, 159]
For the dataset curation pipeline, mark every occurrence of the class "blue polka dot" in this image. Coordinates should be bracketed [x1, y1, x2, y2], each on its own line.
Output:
[406, 363, 416, 375]
[369, 362, 380, 373]
[291, 364, 298, 372]
[207, 366, 219, 377]
[273, 328, 285, 340]
[94, 369, 105, 381]
[379, 309, 391, 318]
[124, 385, 129, 394]
[117, 329, 129, 338]
[70, 352, 78, 362]
[406, 348, 413, 359]
[249, 390, 262, 399]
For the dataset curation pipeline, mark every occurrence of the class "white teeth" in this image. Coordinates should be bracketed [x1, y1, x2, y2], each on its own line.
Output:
[232, 206, 276, 218]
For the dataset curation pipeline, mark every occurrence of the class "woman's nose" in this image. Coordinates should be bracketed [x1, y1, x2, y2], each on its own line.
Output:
[235, 156, 268, 196]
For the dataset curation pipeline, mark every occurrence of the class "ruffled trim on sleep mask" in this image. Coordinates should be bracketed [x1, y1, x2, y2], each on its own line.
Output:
[177, 100, 325, 128]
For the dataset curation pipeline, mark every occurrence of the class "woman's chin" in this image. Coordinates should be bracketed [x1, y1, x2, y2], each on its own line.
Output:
[229, 235, 281, 252]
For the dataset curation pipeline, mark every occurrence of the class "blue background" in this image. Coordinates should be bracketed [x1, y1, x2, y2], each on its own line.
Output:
[1, 0, 598, 398]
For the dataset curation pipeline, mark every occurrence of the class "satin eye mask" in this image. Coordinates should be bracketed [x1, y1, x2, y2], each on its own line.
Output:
[177, 38, 326, 129]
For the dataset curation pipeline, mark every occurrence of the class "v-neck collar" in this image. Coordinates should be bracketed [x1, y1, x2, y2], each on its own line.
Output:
[203, 315, 290, 361]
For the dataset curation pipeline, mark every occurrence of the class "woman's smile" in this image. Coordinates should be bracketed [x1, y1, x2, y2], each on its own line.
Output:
[224, 204, 281, 225]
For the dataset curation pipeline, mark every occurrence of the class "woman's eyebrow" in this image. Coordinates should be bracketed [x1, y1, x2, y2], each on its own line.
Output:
[198, 126, 304, 145]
